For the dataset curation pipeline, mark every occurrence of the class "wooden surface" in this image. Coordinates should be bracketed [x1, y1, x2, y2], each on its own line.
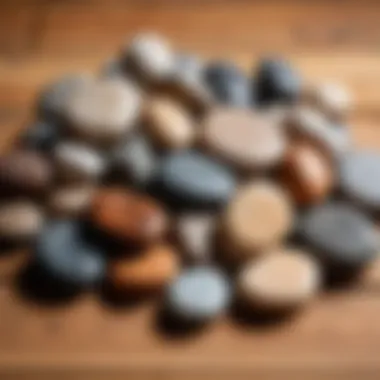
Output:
[1, 1, 380, 379]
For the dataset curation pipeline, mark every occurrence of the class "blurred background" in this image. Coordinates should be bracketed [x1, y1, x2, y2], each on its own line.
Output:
[1, 1, 380, 379]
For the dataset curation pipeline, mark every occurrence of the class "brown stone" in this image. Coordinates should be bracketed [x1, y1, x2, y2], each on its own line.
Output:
[108, 244, 180, 294]
[91, 188, 168, 245]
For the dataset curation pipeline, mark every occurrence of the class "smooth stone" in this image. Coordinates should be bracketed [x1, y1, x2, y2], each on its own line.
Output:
[35, 221, 106, 288]
[173, 53, 204, 84]
[176, 213, 216, 263]
[165, 267, 232, 322]
[223, 181, 294, 262]
[152, 152, 236, 209]
[0, 201, 44, 241]
[255, 58, 301, 105]
[100, 59, 125, 78]
[237, 249, 321, 313]
[91, 188, 168, 245]
[123, 33, 175, 83]
[144, 97, 195, 150]
[65, 78, 141, 146]
[299, 202, 378, 268]
[54, 141, 106, 182]
[279, 141, 334, 206]
[108, 244, 180, 294]
[202, 108, 286, 172]
[111, 134, 157, 188]
[339, 151, 380, 211]
[0, 150, 52, 196]
[204, 61, 252, 107]
[20, 120, 60, 152]
[48, 184, 95, 217]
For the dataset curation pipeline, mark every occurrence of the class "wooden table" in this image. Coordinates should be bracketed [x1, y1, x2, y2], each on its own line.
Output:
[1, 1, 380, 379]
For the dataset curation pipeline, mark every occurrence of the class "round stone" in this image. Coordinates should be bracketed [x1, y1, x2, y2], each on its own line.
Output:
[339, 151, 380, 211]
[111, 134, 157, 188]
[0, 202, 44, 241]
[204, 61, 252, 107]
[109, 244, 180, 294]
[202, 109, 286, 172]
[54, 141, 106, 182]
[237, 249, 321, 313]
[91, 188, 168, 245]
[0, 150, 52, 196]
[152, 152, 236, 209]
[35, 221, 106, 288]
[65, 78, 141, 146]
[255, 57, 301, 105]
[176, 213, 216, 263]
[20, 120, 60, 152]
[279, 141, 334, 205]
[48, 184, 95, 217]
[223, 181, 294, 261]
[144, 97, 194, 150]
[299, 202, 378, 268]
[165, 267, 231, 322]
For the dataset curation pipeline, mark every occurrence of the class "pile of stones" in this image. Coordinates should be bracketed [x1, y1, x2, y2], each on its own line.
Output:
[0, 33, 379, 325]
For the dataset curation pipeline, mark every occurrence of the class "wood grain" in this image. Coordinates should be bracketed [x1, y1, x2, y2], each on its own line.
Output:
[1, 1, 380, 379]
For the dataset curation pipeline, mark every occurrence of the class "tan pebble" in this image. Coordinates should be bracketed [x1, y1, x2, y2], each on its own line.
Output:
[237, 249, 321, 313]
[109, 244, 180, 293]
[0, 201, 44, 241]
[279, 141, 334, 205]
[144, 97, 194, 150]
[223, 181, 294, 262]
[202, 108, 286, 172]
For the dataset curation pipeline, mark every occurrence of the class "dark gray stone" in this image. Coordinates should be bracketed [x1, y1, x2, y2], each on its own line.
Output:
[20, 121, 60, 152]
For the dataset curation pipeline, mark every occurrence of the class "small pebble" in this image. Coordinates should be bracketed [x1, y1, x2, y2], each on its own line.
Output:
[299, 202, 378, 268]
[202, 108, 286, 172]
[54, 141, 106, 183]
[109, 244, 180, 294]
[165, 266, 231, 322]
[255, 57, 301, 105]
[152, 151, 236, 209]
[279, 141, 334, 205]
[223, 181, 294, 262]
[35, 221, 106, 288]
[0, 150, 52, 196]
[144, 97, 194, 150]
[91, 188, 168, 245]
[237, 249, 321, 313]
[20, 120, 60, 152]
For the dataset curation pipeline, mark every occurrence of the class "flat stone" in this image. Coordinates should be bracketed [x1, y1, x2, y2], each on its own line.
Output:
[339, 151, 380, 211]
[91, 188, 168, 245]
[299, 202, 378, 268]
[202, 108, 286, 172]
[152, 152, 236, 209]
[108, 244, 180, 294]
[0, 201, 44, 241]
[20, 120, 60, 152]
[237, 249, 321, 313]
[165, 266, 232, 322]
[35, 221, 106, 288]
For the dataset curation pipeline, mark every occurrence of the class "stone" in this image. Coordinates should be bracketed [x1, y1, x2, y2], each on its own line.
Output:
[279, 141, 334, 205]
[65, 78, 141, 146]
[20, 120, 60, 152]
[91, 188, 168, 245]
[222, 181, 294, 262]
[255, 57, 301, 105]
[144, 97, 194, 150]
[204, 61, 252, 107]
[176, 213, 216, 263]
[108, 244, 180, 294]
[202, 108, 286, 172]
[237, 249, 321, 313]
[53, 141, 106, 182]
[165, 266, 231, 322]
[0, 150, 52, 196]
[151, 151, 236, 209]
[339, 151, 380, 211]
[0, 202, 44, 241]
[35, 221, 106, 288]
[299, 202, 378, 268]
